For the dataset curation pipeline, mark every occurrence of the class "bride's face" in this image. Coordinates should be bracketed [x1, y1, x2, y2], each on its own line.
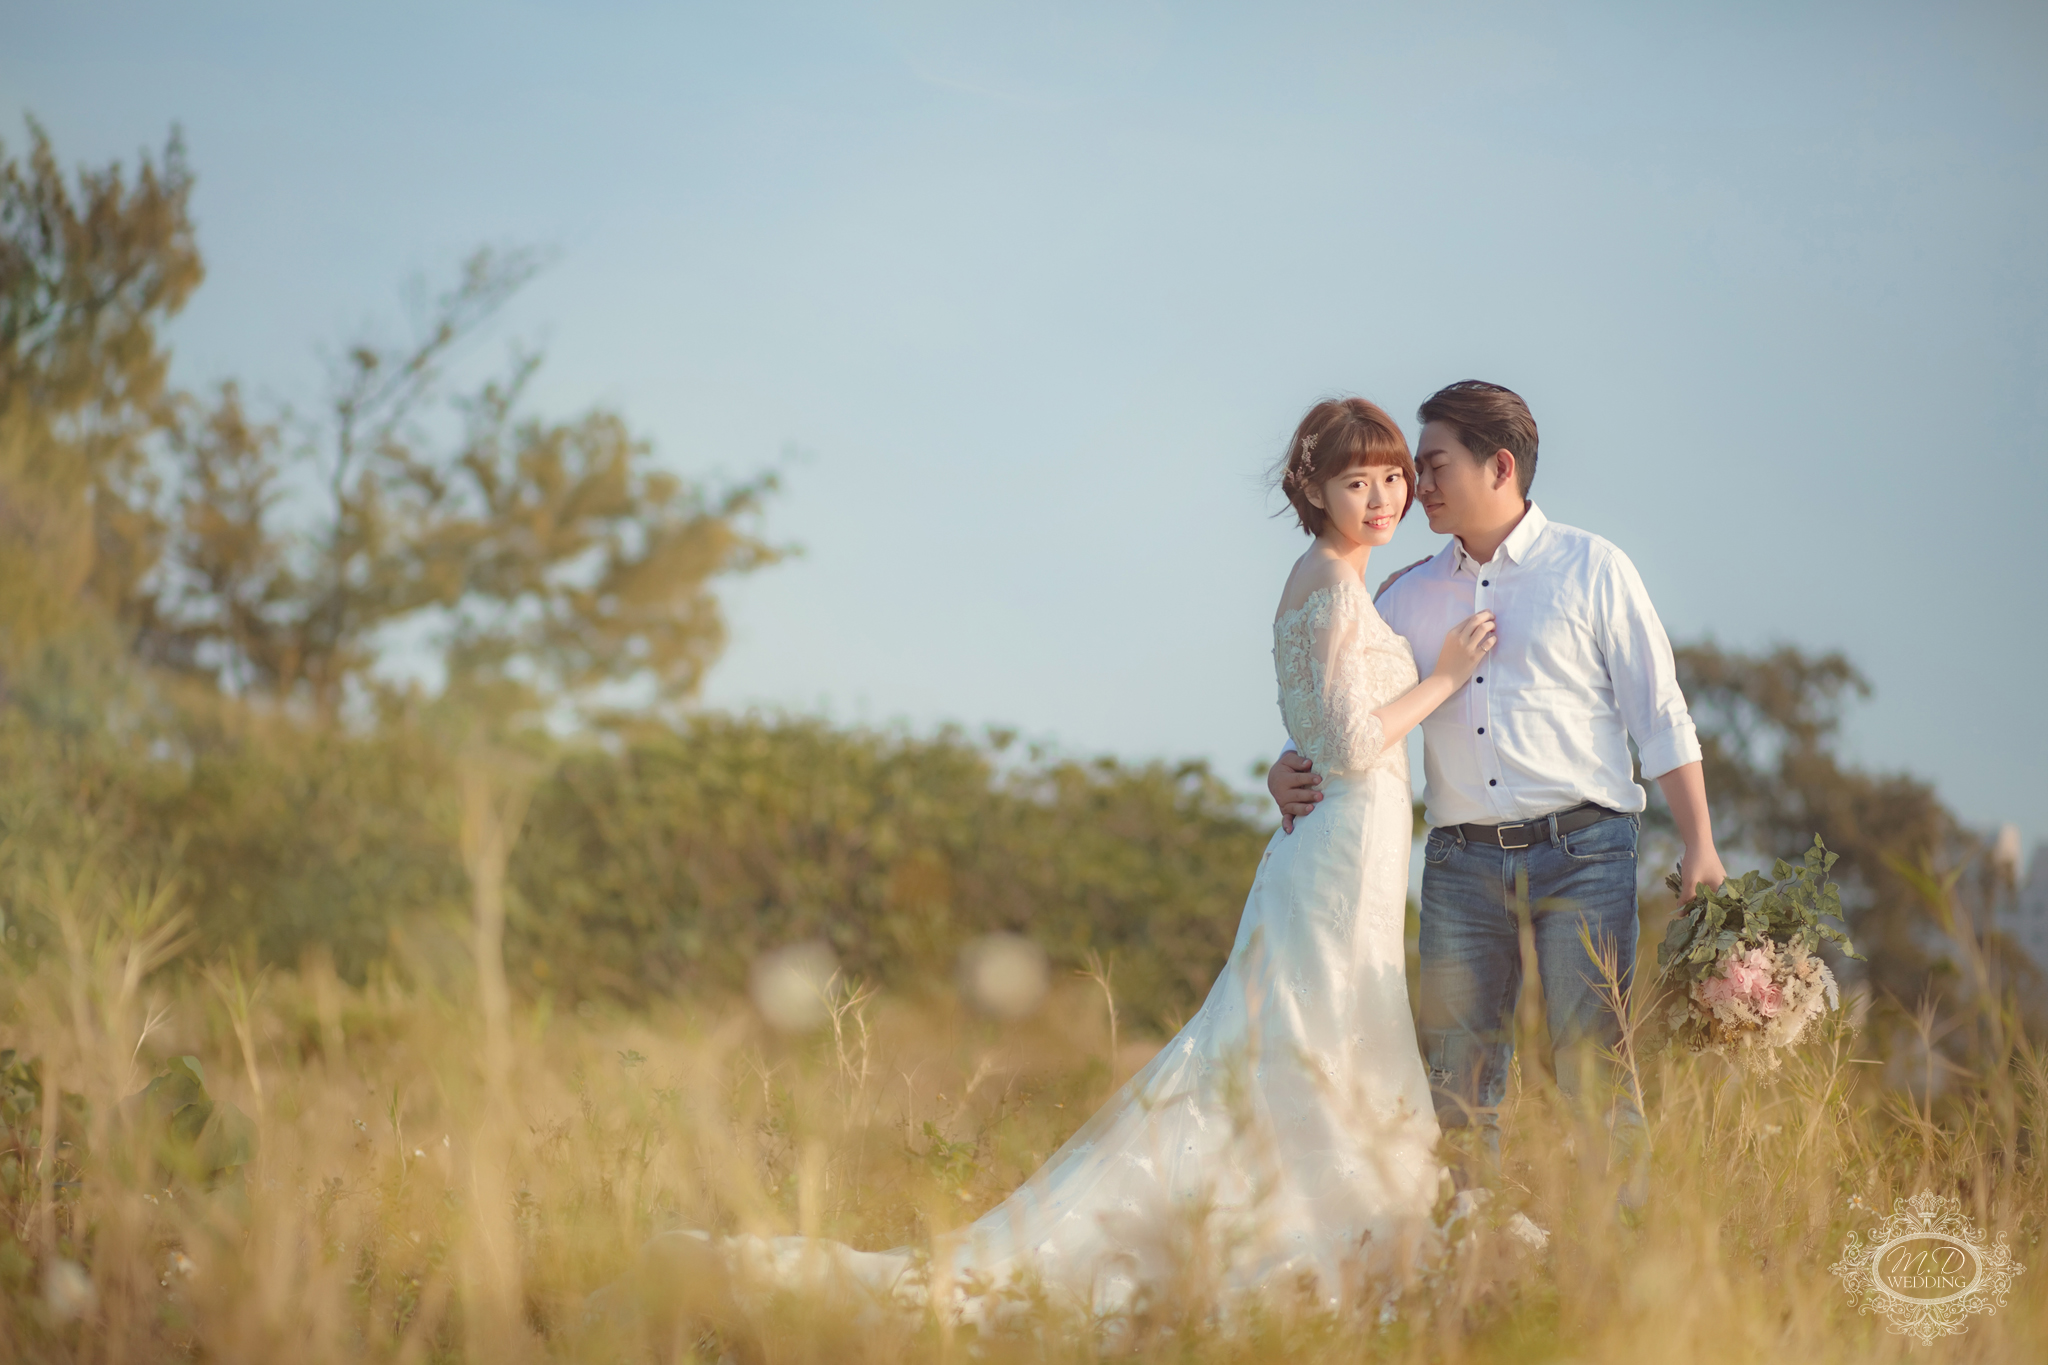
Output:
[1308, 462, 1407, 548]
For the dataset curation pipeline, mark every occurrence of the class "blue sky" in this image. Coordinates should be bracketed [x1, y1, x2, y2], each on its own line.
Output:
[6, 1, 2046, 859]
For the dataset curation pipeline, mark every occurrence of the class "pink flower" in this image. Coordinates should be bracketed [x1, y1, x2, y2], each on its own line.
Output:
[1696, 947, 1785, 1019]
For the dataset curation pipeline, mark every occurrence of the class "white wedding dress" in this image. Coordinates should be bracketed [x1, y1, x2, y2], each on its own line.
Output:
[708, 578, 1442, 1324]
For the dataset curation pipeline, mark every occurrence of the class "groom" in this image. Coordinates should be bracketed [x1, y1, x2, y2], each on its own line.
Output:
[1268, 380, 1726, 1204]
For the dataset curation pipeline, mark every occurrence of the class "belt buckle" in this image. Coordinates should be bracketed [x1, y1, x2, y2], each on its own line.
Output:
[1496, 821, 1535, 851]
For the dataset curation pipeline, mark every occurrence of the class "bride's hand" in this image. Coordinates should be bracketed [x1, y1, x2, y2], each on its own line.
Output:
[1434, 611, 1496, 683]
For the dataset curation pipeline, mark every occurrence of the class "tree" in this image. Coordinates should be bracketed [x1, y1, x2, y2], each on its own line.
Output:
[0, 120, 199, 676]
[2, 120, 780, 725]
[149, 251, 782, 722]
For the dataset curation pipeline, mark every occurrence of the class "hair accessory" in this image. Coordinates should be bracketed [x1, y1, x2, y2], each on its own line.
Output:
[1287, 432, 1318, 485]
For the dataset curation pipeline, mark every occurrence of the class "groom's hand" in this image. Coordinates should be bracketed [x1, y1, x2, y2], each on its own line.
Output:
[1678, 846, 1728, 901]
[1268, 752, 1322, 833]
[1657, 763, 1728, 900]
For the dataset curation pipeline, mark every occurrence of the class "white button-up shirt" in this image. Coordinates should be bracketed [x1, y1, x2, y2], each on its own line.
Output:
[1373, 503, 1702, 829]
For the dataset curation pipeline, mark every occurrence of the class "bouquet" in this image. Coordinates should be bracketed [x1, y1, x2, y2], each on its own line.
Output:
[1652, 836, 1861, 1072]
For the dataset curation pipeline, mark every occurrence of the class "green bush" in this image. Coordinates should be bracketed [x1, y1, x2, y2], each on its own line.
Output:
[0, 679, 1270, 1031]
[510, 716, 1269, 1028]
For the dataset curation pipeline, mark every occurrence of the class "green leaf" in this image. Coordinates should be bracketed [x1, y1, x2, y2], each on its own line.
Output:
[196, 1100, 257, 1174]
[125, 1056, 260, 1184]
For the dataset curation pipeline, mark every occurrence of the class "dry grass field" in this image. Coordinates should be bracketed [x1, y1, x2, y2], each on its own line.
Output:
[1, 849, 2039, 1365]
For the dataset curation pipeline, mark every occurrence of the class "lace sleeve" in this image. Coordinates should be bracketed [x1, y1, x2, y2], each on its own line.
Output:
[1309, 592, 1389, 773]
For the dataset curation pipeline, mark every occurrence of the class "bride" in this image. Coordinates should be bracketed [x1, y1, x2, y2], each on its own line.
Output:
[660, 397, 1497, 1327]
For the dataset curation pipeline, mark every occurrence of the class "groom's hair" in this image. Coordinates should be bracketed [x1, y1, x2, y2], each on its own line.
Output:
[1275, 397, 1415, 537]
[1418, 381, 1539, 496]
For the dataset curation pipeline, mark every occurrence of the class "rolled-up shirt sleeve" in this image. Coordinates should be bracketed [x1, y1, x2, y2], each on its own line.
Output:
[1592, 545, 1702, 780]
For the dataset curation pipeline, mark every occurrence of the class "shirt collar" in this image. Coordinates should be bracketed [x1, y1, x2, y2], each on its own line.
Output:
[1501, 502, 1548, 564]
[1453, 501, 1547, 571]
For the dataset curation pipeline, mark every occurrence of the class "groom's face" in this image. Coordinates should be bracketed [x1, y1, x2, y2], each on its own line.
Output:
[1415, 421, 1500, 537]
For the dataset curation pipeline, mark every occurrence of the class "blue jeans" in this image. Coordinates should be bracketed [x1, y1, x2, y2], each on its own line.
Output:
[1416, 811, 1647, 1201]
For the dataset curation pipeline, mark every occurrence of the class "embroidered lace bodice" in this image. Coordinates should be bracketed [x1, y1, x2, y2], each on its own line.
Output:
[1274, 579, 1418, 778]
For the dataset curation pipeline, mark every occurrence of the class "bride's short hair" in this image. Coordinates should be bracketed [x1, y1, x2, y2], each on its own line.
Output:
[1274, 398, 1415, 536]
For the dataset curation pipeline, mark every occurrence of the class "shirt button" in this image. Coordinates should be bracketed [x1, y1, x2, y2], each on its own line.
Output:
[1481, 579, 1490, 587]
[1475, 676, 1484, 684]
[1489, 779, 1498, 787]
[1477, 727, 1485, 734]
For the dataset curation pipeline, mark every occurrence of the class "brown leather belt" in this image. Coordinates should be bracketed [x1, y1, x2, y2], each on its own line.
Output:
[1450, 801, 1623, 850]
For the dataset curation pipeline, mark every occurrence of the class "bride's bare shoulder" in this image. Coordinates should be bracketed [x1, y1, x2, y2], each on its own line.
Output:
[1274, 554, 1362, 621]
